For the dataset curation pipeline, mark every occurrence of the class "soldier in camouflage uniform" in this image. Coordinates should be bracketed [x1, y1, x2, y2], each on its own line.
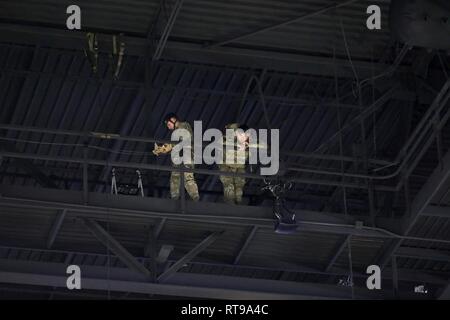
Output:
[153, 113, 200, 201]
[219, 123, 250, 204]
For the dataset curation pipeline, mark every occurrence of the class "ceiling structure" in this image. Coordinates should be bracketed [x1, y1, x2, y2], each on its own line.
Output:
[0, 0, 449, 299]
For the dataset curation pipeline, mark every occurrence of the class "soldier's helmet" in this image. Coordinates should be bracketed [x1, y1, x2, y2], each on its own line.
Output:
[225, 123, 240, 130]
[225, 123, 249, 131]
[164, 112, 178, 125]
[239, 124, 249, 131]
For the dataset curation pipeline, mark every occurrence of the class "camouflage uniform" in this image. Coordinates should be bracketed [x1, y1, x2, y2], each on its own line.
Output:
[170, 121, 199, 201]
[219, 166, 246, 204]
[219, 123, 248, 204]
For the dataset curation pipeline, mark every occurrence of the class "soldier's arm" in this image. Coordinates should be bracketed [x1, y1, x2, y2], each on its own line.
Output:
[176, 122, 194, 150]
[178, 122, 194, 138]
[154, 122, 193, 156]
[247, 142, 268, 149]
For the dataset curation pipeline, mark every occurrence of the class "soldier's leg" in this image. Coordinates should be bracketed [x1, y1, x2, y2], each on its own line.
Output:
[219, 170, 236, 204]
[219, 165, 234, 204]
[184, 171, 199, 201]
[234, 168, 246, 204]
[170, 172, 181, 199]
[219, 165, 235, 204]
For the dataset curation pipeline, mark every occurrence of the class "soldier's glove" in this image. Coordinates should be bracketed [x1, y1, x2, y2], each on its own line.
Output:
[153, 143, 172, 156]
[152, 143, 162, 156]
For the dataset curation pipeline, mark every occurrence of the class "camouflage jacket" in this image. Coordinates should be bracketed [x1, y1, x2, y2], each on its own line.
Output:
[171, 121, 194, 165]
[221, 123, 248, 169]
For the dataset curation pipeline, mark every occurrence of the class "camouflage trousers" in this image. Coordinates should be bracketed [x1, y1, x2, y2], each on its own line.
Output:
[219, 165, 246, 204]
[170, 165, 199, 201]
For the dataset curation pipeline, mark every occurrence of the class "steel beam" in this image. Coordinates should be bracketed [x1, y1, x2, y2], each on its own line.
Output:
[379, 148, 450, 269]
[46, 209, 67, 249]
[320, 100, 399, 213]
[144, 225, 157, 282]
[154, 217, 167, 239]
[82, 218, 151, 280]
[83, 147, 89, 204]
[4, 184, 450, 243]
[395, 247, 450, 263]
[375, 78, 450, 267]
[378, 239, 402, 270]
[0, 141, 57, 188]
[324, 235, 350, 272]
[3, 66, 429, 107]
[0, 258, 400, 299]
[0, 150, 396, 191]
[153, 0, 185, 60]
[392, 256, 399, 299]
[403, 150, 450, 234]
[0, 23, 414, 79]
[0, 123, 395, 168]
[0, 184, 408, 240]
[156, 244, 174, 265]
[206, 0, 360, 48]
[1, 68, 390, 111]
[438, 282, 450, 300]
[0, 244, 446, 286]
[422, 205, 450, 218]
[158, 231, 223, 282]
[233, 226, 258, 265]
[312, 86, 399, 154]
[144, 218, 167, 258]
